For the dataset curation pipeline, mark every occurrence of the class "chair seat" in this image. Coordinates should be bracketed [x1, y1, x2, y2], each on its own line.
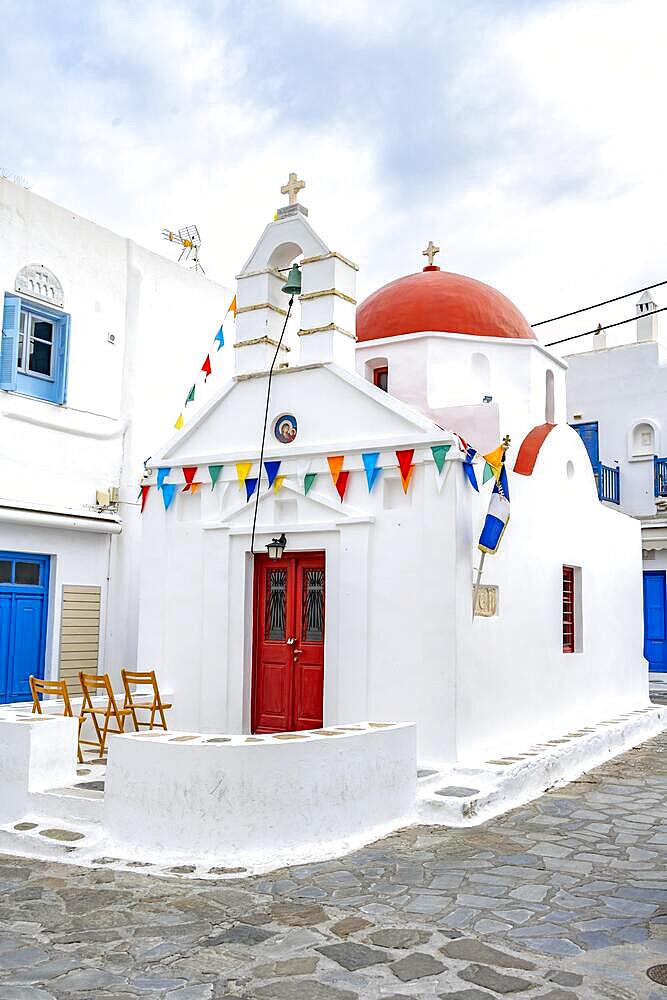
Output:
[131, 701, 173, 709]
[84, 705, 133, 716]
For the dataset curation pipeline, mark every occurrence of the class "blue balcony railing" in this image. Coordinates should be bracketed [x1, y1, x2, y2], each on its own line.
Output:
[596, 463, 620, 504]
[654, 456, 667, 498]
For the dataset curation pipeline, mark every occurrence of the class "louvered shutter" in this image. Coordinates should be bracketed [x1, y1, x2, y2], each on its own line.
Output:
[0, 295, 20, 391]
[54, 313, 71, 404]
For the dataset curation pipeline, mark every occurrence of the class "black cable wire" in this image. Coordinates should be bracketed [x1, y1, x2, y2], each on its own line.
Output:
[545, 306, 667, 347]
[532, 279, 667, 327]
[249, 296, 294, 556]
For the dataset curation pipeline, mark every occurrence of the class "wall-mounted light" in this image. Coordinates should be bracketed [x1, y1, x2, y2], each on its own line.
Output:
[266, 533, 287, 560]
[483, 395, 493, 403]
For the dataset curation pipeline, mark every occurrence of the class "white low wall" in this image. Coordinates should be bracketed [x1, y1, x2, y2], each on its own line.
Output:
[0, 710, 77, 823]
[104, 722, 416, 870]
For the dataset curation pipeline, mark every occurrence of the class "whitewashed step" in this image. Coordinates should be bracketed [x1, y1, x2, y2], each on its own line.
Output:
[30, 783, 104, 824]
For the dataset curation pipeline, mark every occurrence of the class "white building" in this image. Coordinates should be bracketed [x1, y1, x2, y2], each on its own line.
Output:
[0, 179, 232, 705]
[566, 291, 667, 672]
[136, 188, 648, 769]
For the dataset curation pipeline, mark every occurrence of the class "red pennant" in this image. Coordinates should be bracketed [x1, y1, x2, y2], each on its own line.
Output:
[395, 449, 414, 479]
[335, 470, 350, 501]
[182, 466, 197, 490]
[140, 485, 151, 513]
[201, 355, 212, 381]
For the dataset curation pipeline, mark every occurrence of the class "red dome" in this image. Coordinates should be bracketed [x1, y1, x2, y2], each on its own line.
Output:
[356, 267, 536, 343]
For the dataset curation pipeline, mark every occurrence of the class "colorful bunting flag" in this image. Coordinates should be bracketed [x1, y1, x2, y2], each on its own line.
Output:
[157, 467, 171, 490]
[208, 464, 223, 489]
[396, 449, 415, 494]
[214, 326, 225, 350]
[335, 470, 350, 502]
[185, 384, 195, 406]
[273, 475, 285, 494]
[201, 355, 212, 381]
[182, 466, 197, 490]
[174, 413, 184, 430]
[264, 460, 281, 489]
[140, 485, 151, 513]
[162, 483, 177, 510]
[304, 472, 317, 495]
[328, 455, 344, 486]
[462, 446, 479, 491]
[362, 452, 381, 492]
[236, 462, 252, 488]
[483, 461, 495, 484]
[190, 482, 201, 494]
[245, 477, 258, 501]
[483, 444, 504, 469]
[431, 444, 451, 474]
[228, 295, 237, 316]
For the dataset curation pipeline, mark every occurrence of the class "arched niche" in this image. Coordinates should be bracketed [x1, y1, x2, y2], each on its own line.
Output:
[629, 419, 659, 459]
[15, 263, 64, 307]
[268, 241, 303, 271]
[470, 352, 491, 400]
[545, 369, 555, 423]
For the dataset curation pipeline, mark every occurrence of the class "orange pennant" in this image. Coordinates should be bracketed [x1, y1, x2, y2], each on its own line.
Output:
[190, 482, 201, 494]
[400, 465, 415, 493]
[228, 294, 237, 316]
[328, 455, 344, 486]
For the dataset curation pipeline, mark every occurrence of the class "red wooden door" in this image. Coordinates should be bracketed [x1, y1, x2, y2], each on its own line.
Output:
[252, 552, 325, 734]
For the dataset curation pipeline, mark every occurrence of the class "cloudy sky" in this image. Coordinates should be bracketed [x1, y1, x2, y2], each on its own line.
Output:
[2, 0, 665, 353]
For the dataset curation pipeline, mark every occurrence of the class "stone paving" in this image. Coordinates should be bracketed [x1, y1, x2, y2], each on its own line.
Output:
[1, 713, 667, 998]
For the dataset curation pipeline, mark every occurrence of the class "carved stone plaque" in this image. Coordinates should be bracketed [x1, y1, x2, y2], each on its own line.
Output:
[15, 263, 64, 308]
[474, 584, 498, 618]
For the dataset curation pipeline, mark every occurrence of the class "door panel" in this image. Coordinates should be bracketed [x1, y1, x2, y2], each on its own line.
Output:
[0, 594, 11, 702]
[252, 553, 325, 733]
[0, 551, 49, 704]
[10, 596, 43, 701]
[572, 421, 600, 471]
[644, 571, 667, 672]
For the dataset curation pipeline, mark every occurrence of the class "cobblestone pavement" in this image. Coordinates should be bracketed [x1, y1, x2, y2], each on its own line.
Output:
[1, 726, 667, 999]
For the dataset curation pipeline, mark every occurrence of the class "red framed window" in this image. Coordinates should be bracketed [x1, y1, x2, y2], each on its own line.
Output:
[562, 565, 575, 653]
[373, 366, 388, 392]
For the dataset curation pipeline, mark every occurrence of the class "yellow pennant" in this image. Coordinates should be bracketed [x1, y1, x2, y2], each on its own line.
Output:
[273, 475, 286, 494]
[236, 461, 252, 487]
[483, 444, 504, 468]
[190, 482, 201, 494]
[174, 413, 184, 430]
[228, 294, 237, 316]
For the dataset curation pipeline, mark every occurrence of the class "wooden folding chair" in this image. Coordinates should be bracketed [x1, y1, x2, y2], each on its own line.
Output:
[78, 672, 132, 758]
[121, 668, 172, 732]
[30, 675, 84, 763]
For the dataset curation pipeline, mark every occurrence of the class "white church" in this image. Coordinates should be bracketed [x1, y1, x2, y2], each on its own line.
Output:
[137, 177, 649, 769]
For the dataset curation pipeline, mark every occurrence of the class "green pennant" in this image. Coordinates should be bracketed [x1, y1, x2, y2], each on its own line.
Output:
[304, 472, 317, 495]
[483, 461, 495, 484]
[431, 444, 451, 474]
[185, 384, 196, 407]
[208, 464, 223, 489]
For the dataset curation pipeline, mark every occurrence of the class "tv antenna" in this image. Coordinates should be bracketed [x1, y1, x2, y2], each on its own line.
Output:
[161, 224, 204, 274]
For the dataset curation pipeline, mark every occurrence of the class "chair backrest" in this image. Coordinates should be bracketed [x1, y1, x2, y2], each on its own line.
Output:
[29, 675, 74, 717]
[79, 671, 121, 715]
[121, 668, 161, 701]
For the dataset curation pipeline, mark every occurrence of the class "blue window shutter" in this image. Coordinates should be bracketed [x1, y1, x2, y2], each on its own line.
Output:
[54, 313, 70, 404]
[0, 295, 20, 392]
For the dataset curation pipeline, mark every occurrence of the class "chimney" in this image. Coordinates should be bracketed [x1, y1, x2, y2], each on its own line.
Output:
[637, 291, 659, 343]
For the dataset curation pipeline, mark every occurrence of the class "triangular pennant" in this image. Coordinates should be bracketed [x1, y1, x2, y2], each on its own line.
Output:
[182, 466, 197, 487]
[201, 355, 212, 381]
[208, 464, 223, 489]
[483, 461, 496, 484]
[157, 467, 171, 490]
[400, 465, 415, 494]
[463, 447, 479, 491]
[214, 326, 225, 350]
[483, 444, 504, 469]
[396, 449, 414, 479]
[140, 485, 151, 513]
[327, 455, 344, 486]
[273, 475, 286, 494]
[335, 469, 350, 502]
[162, 483, 177, 510]
[264, 460, 281, 488]
[362, 452, 381, 492]
[190, 482, 201, 494]
[228, 294, 237, 316]
[304, 472, 317, 495]
[185, 384, 195, 406]
[245, 477, 258, 502]
[174, 413, 184, 430]
[431, 444, 451, 474]
[236, 462, 252, 488]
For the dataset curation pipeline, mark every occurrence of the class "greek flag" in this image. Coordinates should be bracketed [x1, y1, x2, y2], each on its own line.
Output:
[478, 461, 510, 554]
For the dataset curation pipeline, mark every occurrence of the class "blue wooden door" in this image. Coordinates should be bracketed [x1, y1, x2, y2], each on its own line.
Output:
[571, 421, 600, 472]
[0, 552, 50, 703]
[643, 571, 667, 672]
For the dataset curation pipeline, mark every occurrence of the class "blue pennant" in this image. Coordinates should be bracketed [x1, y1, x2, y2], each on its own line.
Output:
[245, 477, 258, 501]
[214, 325, 225, 350]
[157, 467, 171, 490]
[264, 460, 281, 488]
[162, 483, 178, 510]
[462, 447, 479, 492]
[362, 452, 381, 492]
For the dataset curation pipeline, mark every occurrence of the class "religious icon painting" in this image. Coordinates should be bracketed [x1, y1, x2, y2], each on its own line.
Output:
[274, 413, 298, 444]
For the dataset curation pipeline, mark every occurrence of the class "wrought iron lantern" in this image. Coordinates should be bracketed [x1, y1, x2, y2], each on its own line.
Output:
[266, 533, 287, 560]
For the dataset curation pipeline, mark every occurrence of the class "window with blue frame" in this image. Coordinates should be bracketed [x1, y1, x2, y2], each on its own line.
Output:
[1, 293, 70, 404]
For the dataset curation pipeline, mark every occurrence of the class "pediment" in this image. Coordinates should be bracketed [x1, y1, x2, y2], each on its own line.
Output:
[219, 478, 368, 531]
